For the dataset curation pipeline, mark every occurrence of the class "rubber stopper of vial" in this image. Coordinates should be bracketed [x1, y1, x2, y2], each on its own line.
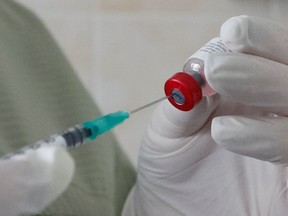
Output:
[164, 72, 202, 111]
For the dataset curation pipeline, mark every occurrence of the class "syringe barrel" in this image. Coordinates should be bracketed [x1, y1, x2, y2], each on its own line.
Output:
[165, 37, 231, 111]
[62, 126, 91, 148]
[0, 134, 67, 160]
[1, 126, 91, 160]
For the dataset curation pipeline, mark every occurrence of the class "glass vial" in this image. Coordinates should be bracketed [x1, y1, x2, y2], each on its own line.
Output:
[165, 37, 231, 111]
[183, 37, 231, 96]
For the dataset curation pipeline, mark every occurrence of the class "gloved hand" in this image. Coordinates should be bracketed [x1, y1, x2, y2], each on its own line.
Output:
[0, 146, 74, 216]
[131, 16, 288, 216]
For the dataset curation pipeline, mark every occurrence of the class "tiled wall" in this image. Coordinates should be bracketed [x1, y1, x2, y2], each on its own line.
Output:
[15, 0, 288, 166]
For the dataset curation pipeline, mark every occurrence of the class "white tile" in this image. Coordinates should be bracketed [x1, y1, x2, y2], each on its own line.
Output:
[99, 0, 258, 12]
[16, 0, 100, 13]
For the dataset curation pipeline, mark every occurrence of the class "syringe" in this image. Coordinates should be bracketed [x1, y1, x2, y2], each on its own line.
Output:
[1, 96, 168, 160]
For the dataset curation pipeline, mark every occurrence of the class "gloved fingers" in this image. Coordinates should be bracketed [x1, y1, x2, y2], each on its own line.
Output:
[0, 146, 74, 216]
[220, 15, 288, 65]
[211, 115, 288, 166]
[205, 53, 288, 114]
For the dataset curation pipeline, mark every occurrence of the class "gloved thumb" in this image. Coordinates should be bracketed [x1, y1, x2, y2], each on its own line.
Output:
[0, 146, 75, 216]
[147, 96, 219, 153]
[137, 96, 219, 179]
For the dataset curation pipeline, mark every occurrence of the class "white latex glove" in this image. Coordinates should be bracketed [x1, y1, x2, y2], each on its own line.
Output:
[130, 16, 288, 216]
[0, 146, 74, 216]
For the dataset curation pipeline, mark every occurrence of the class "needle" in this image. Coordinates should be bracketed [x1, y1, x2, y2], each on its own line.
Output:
[130, 95, 170, 114]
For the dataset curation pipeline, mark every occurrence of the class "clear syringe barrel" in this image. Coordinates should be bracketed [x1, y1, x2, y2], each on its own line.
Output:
[1, 126, 91, 160]
[165, 37, 231, 111]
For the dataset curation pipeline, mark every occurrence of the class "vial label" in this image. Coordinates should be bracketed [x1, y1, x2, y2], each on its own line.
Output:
[191, 37, 232, 60]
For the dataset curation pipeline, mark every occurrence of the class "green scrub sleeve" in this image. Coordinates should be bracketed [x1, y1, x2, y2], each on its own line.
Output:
[0, 1, 136, 215]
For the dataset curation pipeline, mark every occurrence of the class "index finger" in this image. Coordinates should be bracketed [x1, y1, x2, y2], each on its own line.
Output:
[220, 15, 288, 65]
[205, 53, 288, 112]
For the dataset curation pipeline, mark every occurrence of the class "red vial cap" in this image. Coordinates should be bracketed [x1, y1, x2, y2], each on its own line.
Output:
[164, 72, 202, 111]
